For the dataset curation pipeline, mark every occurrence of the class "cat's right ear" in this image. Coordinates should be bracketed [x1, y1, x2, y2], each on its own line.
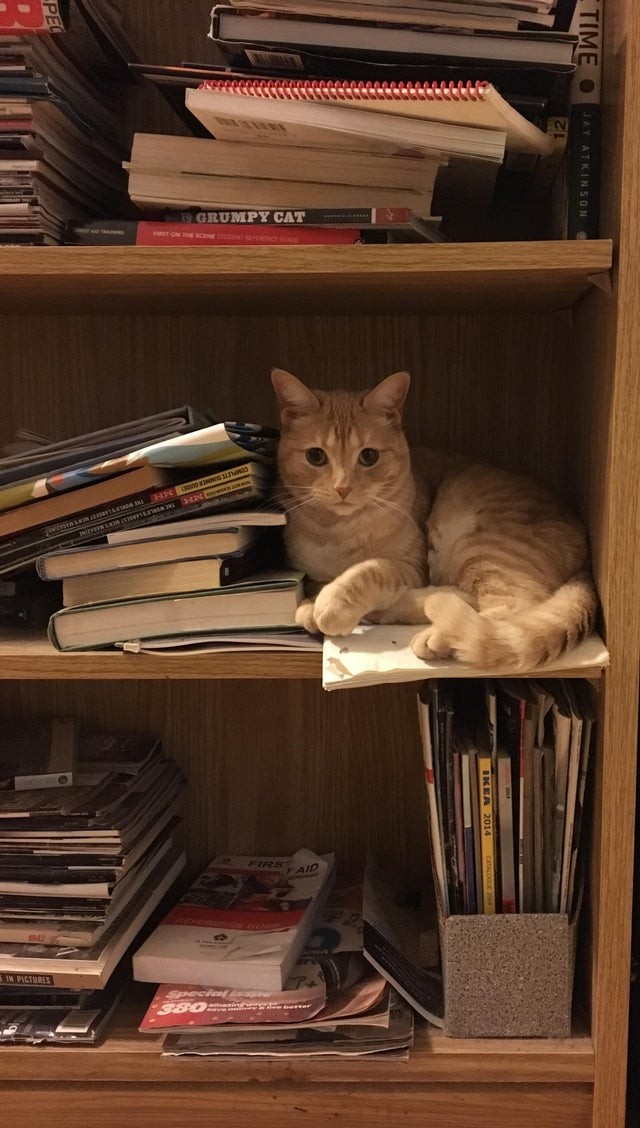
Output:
[271, 369, 320, 422]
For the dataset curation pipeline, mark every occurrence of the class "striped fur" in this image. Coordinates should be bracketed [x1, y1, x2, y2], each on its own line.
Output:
[272, 369, 597, 670]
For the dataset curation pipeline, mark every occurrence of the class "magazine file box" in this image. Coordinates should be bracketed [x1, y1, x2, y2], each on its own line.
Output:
[436, 908, 579, 1038]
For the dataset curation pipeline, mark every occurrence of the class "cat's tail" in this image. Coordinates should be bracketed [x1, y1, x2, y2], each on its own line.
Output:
[420, 574, 597, 672]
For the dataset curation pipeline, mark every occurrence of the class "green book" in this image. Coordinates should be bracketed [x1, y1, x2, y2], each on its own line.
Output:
[48, 571, 304, 652]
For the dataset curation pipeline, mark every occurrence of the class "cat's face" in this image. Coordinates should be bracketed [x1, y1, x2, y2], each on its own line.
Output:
[272, 369, 412, 516]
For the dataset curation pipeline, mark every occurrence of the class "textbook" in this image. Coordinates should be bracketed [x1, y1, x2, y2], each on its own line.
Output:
[48, 570, 305, 650]
[61, 544, 268, 607]
[210, 6, 577, 68]
[133, 849, 335, 991]
[38, 523, 265, 580]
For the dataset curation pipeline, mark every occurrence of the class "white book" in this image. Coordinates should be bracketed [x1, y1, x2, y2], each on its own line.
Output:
[322, 626, 610, 690]
[186, 87, 507, 162]
[417, 688, 448, 914]
[107, 511, 286, 544]
[133, 850, 335, 991]
[559, 686, 584, 914]
[533, 746, 546, 913]
[567, 690, 595, 914]
[551, 688, 573, 911]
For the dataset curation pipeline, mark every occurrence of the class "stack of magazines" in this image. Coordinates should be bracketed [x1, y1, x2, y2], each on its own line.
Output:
[0, 720, 185, 1044]
[68, 0, 602, 245]
[0, 406, 319, 653]
[132, 852, 413, 1059]
[0, 0, 135, 243]
[417, 678, 594, 917]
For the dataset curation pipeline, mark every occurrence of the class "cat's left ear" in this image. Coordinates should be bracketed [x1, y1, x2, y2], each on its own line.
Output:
[362, 372, 411, 419]
[271, 368, 320, 421]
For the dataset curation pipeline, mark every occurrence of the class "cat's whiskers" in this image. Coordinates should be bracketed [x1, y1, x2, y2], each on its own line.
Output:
[370, 493, 423, 535]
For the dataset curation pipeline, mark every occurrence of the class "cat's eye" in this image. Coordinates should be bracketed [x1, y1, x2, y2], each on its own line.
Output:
[305, 447, 328, 467]
[359, 448, 380, 466]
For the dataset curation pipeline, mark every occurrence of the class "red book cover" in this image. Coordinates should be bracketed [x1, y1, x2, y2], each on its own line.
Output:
[0, 1, 66, 33]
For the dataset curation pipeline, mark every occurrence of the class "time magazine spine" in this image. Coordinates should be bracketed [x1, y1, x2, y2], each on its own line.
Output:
[567, 0, 601, 239]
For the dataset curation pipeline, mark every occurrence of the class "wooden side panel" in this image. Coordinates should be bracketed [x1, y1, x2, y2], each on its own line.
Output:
[564, 2, 640, 1126]
[0, 1084, 593, 1128]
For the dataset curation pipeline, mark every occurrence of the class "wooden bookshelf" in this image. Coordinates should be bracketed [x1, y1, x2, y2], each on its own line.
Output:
[0, 987, 594, 1085]
[0, 632, 607, 680]
[0, 1, 638, 1126]
[0, 241, 613, 314]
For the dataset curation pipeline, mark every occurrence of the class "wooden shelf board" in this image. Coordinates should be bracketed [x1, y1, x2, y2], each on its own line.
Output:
[0, 987, 594, 1084]
[0, 631, 606, 680]
[0, 242, 613, 314]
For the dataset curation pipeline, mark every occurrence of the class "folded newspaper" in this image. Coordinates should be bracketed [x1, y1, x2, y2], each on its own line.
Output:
[322, 626, 609, 691]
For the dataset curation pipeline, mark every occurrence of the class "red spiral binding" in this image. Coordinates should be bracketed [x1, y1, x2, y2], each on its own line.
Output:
[198, 79, 490, 103]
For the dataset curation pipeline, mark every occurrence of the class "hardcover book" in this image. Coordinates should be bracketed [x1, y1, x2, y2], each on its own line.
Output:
[48, 570, 305, 651]
[60, 543, 269, 607]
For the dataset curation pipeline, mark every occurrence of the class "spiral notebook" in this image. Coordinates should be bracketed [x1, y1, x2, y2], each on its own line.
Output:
[190, 79, 551, 155]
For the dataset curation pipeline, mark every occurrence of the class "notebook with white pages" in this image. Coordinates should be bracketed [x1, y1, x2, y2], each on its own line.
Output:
[190, 78, 552, 155]
[322, 626, 609, 690]
[185, 85, 508, 161]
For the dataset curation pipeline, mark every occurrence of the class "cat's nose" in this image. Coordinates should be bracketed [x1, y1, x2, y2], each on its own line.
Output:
[335, 486, 352, 500]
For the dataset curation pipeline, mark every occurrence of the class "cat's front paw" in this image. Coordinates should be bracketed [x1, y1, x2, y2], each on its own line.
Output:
[312, 582, 363, 637]
[295, 598, 320, 634]
[411, 625, 454, 661]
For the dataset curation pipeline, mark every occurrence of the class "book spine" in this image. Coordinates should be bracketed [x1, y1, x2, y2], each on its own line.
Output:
[0, 924, 96, 947]
[163, 206, 412, 228]
[0, 1, 66, 33]
[477, 753, 496, 914]
[0, 969, 97, 989]
[66, 221, 362, 246]
[497, 754, 517, 913]
[417, 694, 449, 915]
[6, 472, 258, 551]
[453, 749, 466, 913]
[461, 751, 476, 915]
[567, 0, 601, 239]
[4, 485, 263, 574]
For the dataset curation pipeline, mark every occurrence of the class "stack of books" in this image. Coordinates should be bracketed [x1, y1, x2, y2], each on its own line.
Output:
[66, 0, 601, 244]
[416, 678, 594, 917]
[133, 855, 413, 1059]
[0, 0, 132, 244]
[0, 719, 186, 1044]
[0, 407, 315, 652]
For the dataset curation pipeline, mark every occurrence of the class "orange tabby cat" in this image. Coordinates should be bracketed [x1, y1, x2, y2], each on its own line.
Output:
[272, 368, 596, 671]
